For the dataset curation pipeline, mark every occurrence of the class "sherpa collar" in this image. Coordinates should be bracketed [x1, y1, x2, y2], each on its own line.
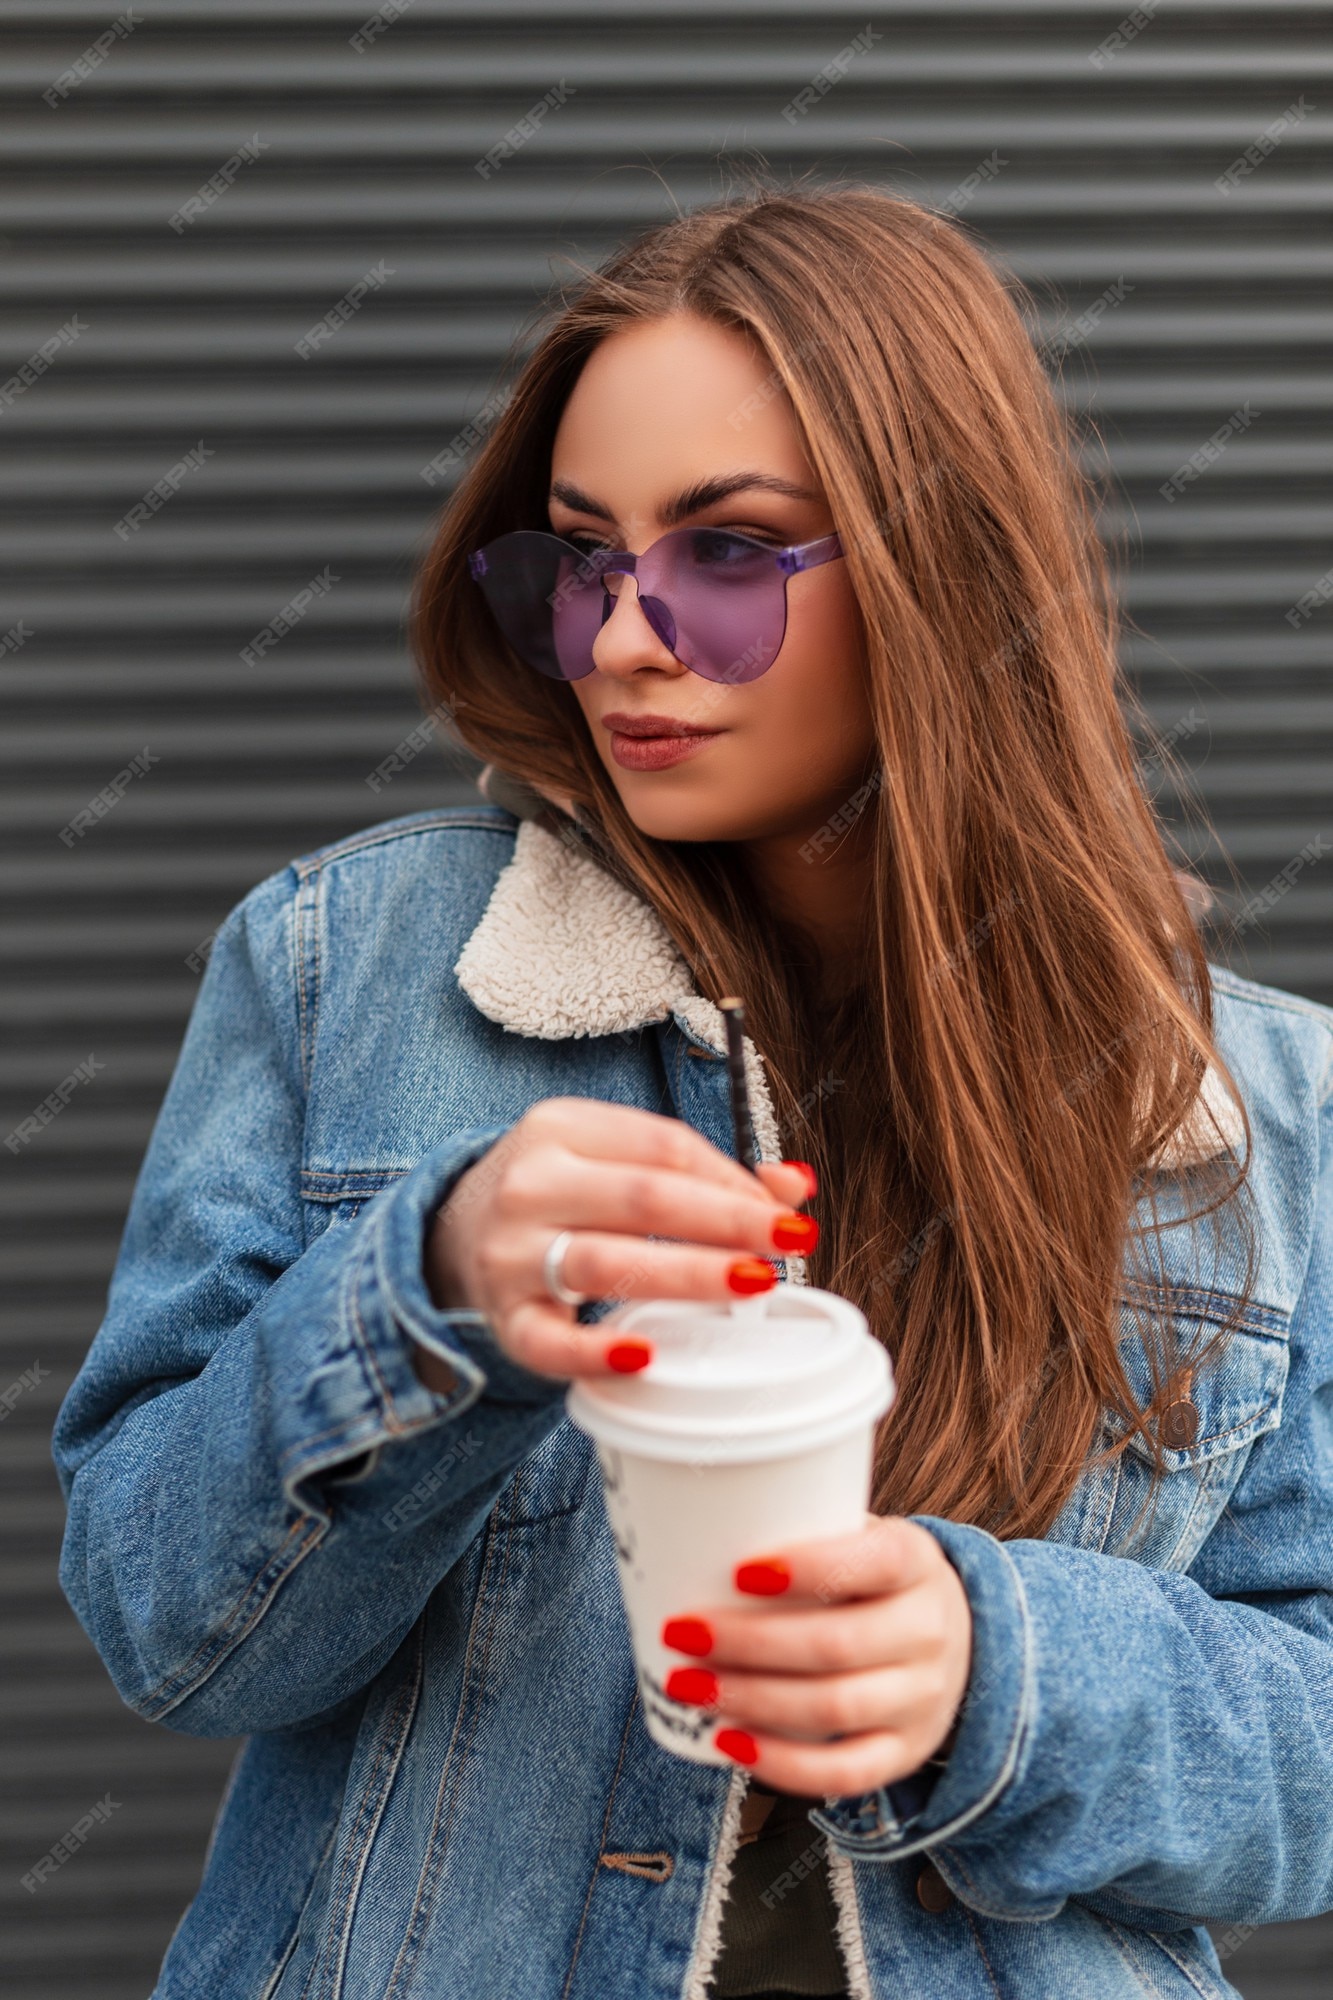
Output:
[453, 816, 1244, 1172]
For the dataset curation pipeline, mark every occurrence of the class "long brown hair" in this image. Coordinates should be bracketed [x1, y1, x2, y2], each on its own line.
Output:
[410, 178, 1259, 1541]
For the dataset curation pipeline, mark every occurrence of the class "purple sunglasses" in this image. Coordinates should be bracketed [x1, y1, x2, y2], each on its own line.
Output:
[467, 524, 844, 684]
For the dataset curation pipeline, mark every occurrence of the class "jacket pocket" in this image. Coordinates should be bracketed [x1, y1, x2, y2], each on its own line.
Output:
[499, 1413, 595, 1525]
[1086, 1291, 1291, 1572]
[299, 1166, 407, 1248]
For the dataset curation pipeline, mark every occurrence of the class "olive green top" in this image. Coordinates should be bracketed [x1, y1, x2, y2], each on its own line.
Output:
[706, 1781, 847, 1998]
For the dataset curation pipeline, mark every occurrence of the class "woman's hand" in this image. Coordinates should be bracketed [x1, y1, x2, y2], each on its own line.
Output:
[659, 1514, 973, 1799]
[420, 1097, 817, 1384]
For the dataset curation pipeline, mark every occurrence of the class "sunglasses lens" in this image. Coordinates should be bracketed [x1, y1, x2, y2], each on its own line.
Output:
[655, 530, 783, 684]
[551, 553, 617, 681]
[470, 532, 599, 680]
[469, 528, 786, 683]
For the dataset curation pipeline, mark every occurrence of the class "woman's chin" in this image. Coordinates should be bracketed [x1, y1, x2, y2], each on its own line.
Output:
[613, 787, 746, 845]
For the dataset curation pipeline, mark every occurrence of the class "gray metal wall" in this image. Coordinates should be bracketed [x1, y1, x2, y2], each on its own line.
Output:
[2, 3, 1330, 1993]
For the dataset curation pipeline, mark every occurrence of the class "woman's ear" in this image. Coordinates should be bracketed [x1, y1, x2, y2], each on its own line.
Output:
[1170, 868, 1215, 921]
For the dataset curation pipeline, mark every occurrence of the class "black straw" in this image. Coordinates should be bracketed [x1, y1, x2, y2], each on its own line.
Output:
[718, 997, 761, 1174]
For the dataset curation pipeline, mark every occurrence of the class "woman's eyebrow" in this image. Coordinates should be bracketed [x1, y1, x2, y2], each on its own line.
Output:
[548, 471, 822, 527]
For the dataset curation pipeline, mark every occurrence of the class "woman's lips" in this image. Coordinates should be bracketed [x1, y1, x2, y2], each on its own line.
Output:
[609, 730, 722, 771]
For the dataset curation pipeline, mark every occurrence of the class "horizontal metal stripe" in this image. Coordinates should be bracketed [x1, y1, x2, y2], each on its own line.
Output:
[0, 852, 344, 891]
[2, 568, 1331, 624]
[5, 45, 1333, 92]
[6, 444, 1333, 506]
[0, 586, 410, 626]
[0, 308, 527, 363]
[1, 1783, 230, 1829]
[0, 783, 452, 828]
[1, 637, 1328, 679]
[2, 379, 1330, 441]
[1, 1727, 235, 1780]
[0, 511, 1329, 567]
[7, 1920, 229, 1965]
[3, 113, 1332, 165]
[0, 1495, 77, 1534]
[0, 1243, 193, 1280]
[5, 244, 1333, 301]
[4, 185, 1332, 241]
[0, 650, 430, 695]
[1131, 697, 1333, 731]
[1140, 758, 1333, 792]
[1, 1154, 163, 1194]
[5, 1834, 229, 1887]
[0, 717, 454, 757]
[2, 1620, 120, 1658]
[7, 0, 1328, 21]
[5, 516, 1333, 575]
[0, 1299, 123, 1332]
[1206, 946, 1333, 986]
[10, 446, 1328, 500]
[0, 1118, 161, 1157]
[5, 694, 1315, 740]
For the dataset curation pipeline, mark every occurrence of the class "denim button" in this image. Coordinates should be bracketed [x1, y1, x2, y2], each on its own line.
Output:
[915, 1860, 953, 1912]
[1162, 1398, 1200, 1447]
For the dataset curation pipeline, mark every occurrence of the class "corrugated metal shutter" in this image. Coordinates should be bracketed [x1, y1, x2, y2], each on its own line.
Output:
[2, 4, 1329, 1993]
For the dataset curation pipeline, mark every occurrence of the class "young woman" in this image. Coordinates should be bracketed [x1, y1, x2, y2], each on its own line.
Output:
[54, 185, 1333, 2000]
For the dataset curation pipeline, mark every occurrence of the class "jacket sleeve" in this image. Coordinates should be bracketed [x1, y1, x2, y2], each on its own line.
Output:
[812, 1071, 1333, 1931]
[53, 865, 574, 1739]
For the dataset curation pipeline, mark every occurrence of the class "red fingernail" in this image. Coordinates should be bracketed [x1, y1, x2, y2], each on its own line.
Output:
[727, 1257, 777, 1295]
[715, 1727, 759, 1765]
[661, 1616, 714, 1656]
[665, 1666, 719, 1705]
[770, 1212, 818, 1253]
[782, 1159, 819, 1200]
[735, 1558, 792, 1596]
[606, 1340, 653, 1373]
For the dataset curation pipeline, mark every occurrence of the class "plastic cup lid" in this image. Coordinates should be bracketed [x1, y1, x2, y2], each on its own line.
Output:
[565, 1284, 894, 1464]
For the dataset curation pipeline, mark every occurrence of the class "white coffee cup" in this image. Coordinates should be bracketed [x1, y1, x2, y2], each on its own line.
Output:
[565, 1283, 895, 1767]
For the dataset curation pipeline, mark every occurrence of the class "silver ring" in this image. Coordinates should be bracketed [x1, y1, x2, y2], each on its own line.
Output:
[543, 1229, 588, 1307]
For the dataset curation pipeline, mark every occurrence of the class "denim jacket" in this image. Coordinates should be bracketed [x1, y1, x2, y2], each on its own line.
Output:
[53, 802, 1333, 2000]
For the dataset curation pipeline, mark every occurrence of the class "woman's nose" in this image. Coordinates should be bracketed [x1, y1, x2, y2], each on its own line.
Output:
[589, 574, 686, 679]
